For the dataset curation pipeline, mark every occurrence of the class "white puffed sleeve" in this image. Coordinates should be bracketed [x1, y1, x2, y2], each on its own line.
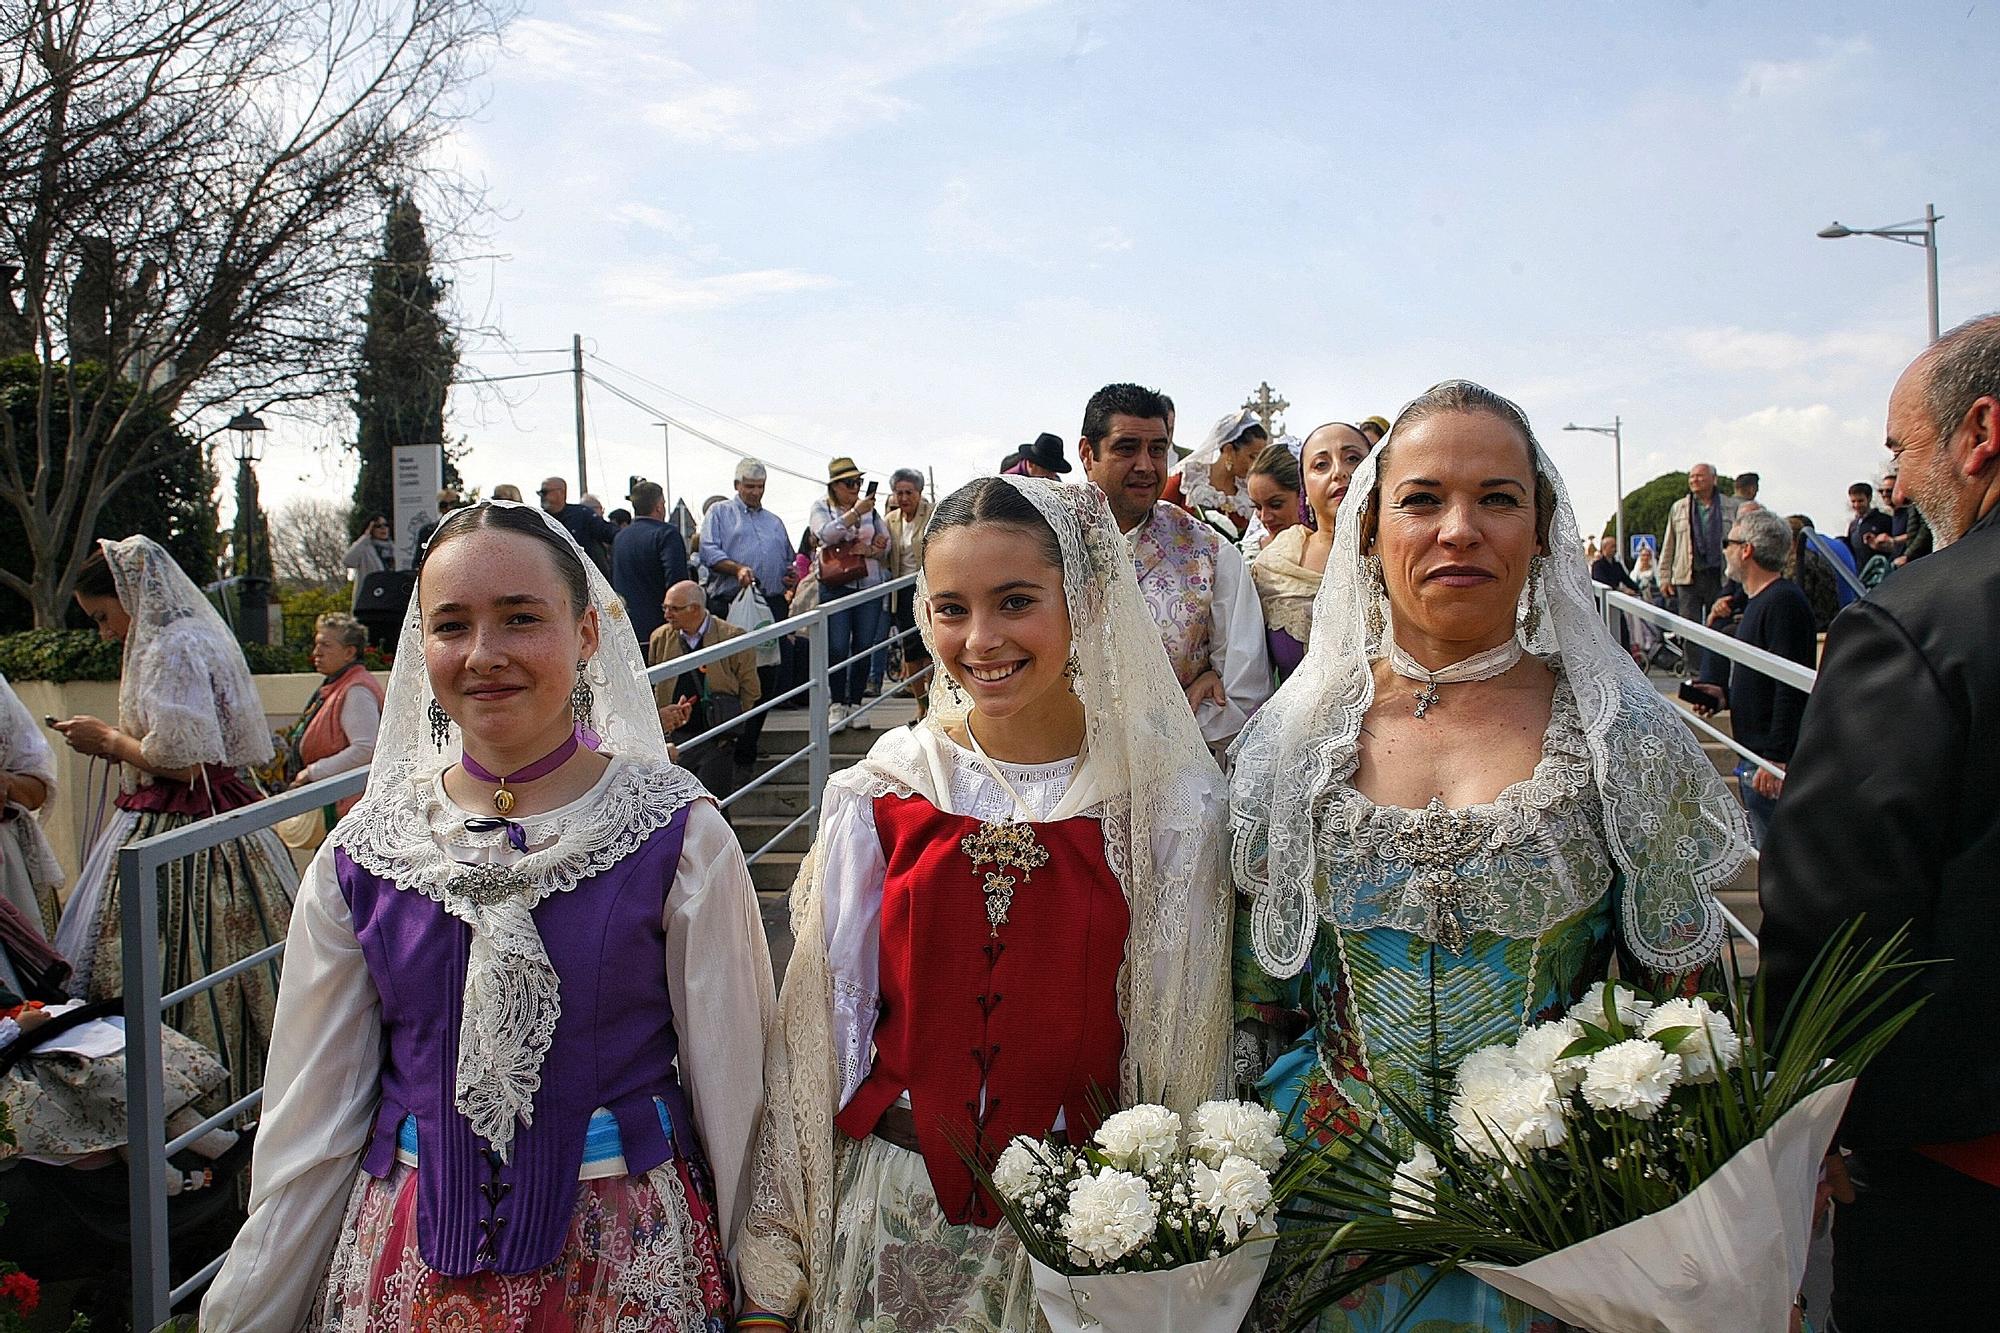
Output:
[201, 844, 382, 1333]
[816, 784, 887, 1109]
[130, 629, 230, 771]
[0, 674, 57, 790]
[663, 799, 777, 1253]
[1198, 539, 1272, 747]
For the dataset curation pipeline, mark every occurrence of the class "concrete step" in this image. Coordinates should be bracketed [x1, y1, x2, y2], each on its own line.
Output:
[752, 851, 808, 895]
[733, 814, 815, 856]
[756, 891, 795, 985]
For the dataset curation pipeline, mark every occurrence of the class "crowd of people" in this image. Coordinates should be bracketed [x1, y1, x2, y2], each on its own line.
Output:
[0, 318, 1994, 1332]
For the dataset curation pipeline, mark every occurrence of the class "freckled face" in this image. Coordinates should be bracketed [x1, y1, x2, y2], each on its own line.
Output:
[922, 524, 1072, 724]
[75, 592, 130, 643]
[420, 530, 598, 749]
[1371, 411, 1541, 646]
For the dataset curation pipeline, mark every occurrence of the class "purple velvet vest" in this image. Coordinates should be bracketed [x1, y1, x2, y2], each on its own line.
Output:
[334, 804, 694, 1276]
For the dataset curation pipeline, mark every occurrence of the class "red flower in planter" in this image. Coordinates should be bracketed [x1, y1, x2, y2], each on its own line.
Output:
[0, 1269, 40, 1315]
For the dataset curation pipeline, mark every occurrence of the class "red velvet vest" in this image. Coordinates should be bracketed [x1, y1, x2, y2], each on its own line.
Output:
[833, 793, 1129, 1226]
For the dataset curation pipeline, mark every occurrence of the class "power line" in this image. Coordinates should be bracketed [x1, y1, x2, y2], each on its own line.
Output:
[587, 352, 893, 476]
[451, 368, 572, 386]
[581, 372, 830, 486]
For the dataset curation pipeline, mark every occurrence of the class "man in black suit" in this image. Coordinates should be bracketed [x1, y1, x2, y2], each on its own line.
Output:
[1758, 312, 2000, 1332]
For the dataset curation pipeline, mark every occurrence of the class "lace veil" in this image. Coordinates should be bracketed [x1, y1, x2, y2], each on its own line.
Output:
[738, 476, 1232, 1314]
[1178, 408, 1260, 522]
[330, 501, 695, 1158]
[100, 535, 273, 784]
[1230, 383, 1751, 982]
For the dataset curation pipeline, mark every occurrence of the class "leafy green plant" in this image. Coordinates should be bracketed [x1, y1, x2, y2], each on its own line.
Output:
[0, 630, 122, 682]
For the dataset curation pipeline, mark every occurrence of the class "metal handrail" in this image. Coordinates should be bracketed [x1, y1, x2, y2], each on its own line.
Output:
[116, 572, 916, 1328]
[1592, 580, 1826, 957]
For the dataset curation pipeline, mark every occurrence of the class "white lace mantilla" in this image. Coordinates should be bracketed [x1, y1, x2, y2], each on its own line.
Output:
[329, 755, 706, 1158]
[1314, 678, 1611, 951]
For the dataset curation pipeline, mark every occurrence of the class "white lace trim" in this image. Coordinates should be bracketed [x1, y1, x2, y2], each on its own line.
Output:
[1183, 472, 1255, 521]
[613, 1163, 712, 1332]
[329, 756, 705, 1157]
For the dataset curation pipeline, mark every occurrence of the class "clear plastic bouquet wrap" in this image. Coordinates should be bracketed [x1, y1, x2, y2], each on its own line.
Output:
[1278, 926, 1922, 1333]
[968, 1099, 1323, 1333]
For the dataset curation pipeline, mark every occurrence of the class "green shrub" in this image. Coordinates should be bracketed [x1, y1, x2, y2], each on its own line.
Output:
[0, 629, 122, 682]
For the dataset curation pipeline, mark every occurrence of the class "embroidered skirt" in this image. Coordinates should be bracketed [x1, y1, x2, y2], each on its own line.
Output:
[56, 807, 295, 1117]
[814, 1135, 1048, 1333]
[313, 1158, 734, 1332]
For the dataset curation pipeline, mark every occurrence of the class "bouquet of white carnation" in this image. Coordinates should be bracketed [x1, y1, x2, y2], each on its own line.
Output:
[968, 1099, 1319, 1333]
[1280, 925, 1923, 1333]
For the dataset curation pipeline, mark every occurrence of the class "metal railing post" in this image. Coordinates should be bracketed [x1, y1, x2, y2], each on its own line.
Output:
[807, 604, 831, 801]
[120, 843, 171, 1330]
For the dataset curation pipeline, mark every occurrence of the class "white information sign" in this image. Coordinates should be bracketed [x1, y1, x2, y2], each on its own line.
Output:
[392, 443, 444, 564]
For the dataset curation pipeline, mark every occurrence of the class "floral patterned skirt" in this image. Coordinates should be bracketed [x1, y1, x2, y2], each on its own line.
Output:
[816, 1135, 1048, 1333]
[0, 1022, 225, 1160]
[313, 1158, 733, 1332]
[56, 807, 295, 1117]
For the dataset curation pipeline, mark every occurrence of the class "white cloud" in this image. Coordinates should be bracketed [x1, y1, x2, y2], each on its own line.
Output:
[1090, 225, 1134, 254]
[1735, 36, 1872, 101]
[597, 263, 840, 311]
[1683, 404, 1886, 517]
[601, 202, 694, 240]
[1674, 325, 1911, 374]
[641, 77, 914, 150]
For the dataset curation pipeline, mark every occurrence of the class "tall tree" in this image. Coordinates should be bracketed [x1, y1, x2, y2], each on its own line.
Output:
[0, 0, 504, 625]
[0, 354, 219, 630]
[352, 193, 459, 534]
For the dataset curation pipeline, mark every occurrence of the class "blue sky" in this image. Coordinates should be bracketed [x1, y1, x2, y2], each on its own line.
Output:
[255, 0, 2000, 544]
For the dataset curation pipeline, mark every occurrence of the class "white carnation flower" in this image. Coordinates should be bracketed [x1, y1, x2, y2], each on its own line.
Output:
[1188, 1100, 1286, 1171]
[992, 1136, 1053, 1202]
[1580, 1038, 1683, 1120]
[1642, 998, 1743, 1084]
[1570, 981, 1655, 1031]
[1390, 1143, 1444, 1221]
[1451, 1072, 1567, 1162]
[1064, 1167, 1160, 1266]
[1454, 1044, 1527, 1101]
[1511, 1017, 1589, 1093]
[1093, 1104, 1182, 1173]
[1189, 1153, 1274, 1242]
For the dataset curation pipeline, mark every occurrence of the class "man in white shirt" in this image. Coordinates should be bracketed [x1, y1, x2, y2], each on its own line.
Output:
[1075, 382, 1269, 751]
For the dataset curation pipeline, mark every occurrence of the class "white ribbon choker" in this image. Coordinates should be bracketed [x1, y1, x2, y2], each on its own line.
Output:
[1386, 637, 1523, 719]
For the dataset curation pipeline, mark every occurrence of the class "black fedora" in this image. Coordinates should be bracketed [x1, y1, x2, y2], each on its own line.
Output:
[1019, 431, 1072, 474]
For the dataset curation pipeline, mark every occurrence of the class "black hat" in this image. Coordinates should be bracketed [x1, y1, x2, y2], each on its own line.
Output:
[1020, 431, 1072, 474]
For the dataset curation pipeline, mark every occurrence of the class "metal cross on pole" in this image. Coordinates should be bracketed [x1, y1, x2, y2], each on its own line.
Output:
[1242, 381, 1290, 436]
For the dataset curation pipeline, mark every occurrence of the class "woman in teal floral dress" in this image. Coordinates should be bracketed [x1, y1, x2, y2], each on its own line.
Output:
[1229, 382, 1753, 1332]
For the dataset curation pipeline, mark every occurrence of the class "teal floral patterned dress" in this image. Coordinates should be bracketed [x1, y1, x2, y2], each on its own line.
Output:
[1234, 679, 1718, 1333]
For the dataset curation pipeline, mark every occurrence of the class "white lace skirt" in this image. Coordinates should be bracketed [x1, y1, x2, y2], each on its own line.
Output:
[813, 1135, 1049, 1333]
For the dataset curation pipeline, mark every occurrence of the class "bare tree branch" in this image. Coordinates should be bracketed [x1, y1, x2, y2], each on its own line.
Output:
[0, 0, 507, 624]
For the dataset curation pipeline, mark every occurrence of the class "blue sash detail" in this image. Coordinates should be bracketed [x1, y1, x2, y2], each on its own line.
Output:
[397, 1100, 675, 1166]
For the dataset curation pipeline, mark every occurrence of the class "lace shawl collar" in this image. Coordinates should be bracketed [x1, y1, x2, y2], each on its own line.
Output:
[1313, 674, 1612, 948]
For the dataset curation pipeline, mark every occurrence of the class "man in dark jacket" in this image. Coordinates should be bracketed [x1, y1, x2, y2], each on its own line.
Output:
[538, 475, 619, 573]
[610, 480, 688, 647]
[1758, 312, 2000, 1332]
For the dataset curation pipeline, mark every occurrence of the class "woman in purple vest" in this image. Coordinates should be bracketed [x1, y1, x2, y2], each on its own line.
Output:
[204, 501, 776, 1332]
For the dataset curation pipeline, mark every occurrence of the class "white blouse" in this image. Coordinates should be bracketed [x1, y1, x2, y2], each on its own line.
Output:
[201, 761, 774, 1332]
[819, 734, 1224, 1110]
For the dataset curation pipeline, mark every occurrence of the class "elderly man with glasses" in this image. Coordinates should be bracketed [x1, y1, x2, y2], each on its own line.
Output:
[650, 580, 762, 805]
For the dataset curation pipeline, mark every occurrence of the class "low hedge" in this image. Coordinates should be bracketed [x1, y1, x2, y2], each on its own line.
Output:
[0, 628, 388, 682]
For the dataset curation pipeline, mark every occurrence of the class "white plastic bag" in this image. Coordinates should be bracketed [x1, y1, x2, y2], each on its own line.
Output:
[1029, 1240, 1273, 1333]
[1464, 1079, 1852, 1333]
[727, 585, 780, 667]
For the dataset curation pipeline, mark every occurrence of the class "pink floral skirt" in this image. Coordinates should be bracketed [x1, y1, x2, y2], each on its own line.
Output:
[313, 1159, 733, 1332]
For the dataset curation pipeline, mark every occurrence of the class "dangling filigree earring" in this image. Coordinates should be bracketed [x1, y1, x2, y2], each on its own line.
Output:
[428, 699, 452, 751]
[944, 671, 967, 707]
[1521, 556, 1547, 644]
[570, 660, 594, 728]
[1363, 554, 1387, 641]
[1064, 651, 1082, 682]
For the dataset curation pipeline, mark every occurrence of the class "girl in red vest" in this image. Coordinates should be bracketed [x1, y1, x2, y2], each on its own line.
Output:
[737, 477, 1233, 1331]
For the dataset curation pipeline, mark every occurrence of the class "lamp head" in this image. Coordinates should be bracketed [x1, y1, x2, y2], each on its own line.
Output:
[1817, 223, 1853, 239]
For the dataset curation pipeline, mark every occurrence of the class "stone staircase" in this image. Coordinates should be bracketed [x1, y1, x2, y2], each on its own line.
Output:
[733, 696, 920, 980]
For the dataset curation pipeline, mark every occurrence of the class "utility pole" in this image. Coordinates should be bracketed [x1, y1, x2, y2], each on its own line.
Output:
[653, 421, 673, 512]
[571, 333, 588, 493]
[1563, 417, 1626, 558]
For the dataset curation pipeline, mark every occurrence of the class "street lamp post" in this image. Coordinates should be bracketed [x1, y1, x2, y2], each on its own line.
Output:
[1817, 203, 1941, 344]
[227, 410, 269, 644]
[1562, 418, 1625, 559]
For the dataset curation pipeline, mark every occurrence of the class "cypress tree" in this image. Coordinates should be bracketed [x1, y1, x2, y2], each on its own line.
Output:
[351, 193, 459, 536]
